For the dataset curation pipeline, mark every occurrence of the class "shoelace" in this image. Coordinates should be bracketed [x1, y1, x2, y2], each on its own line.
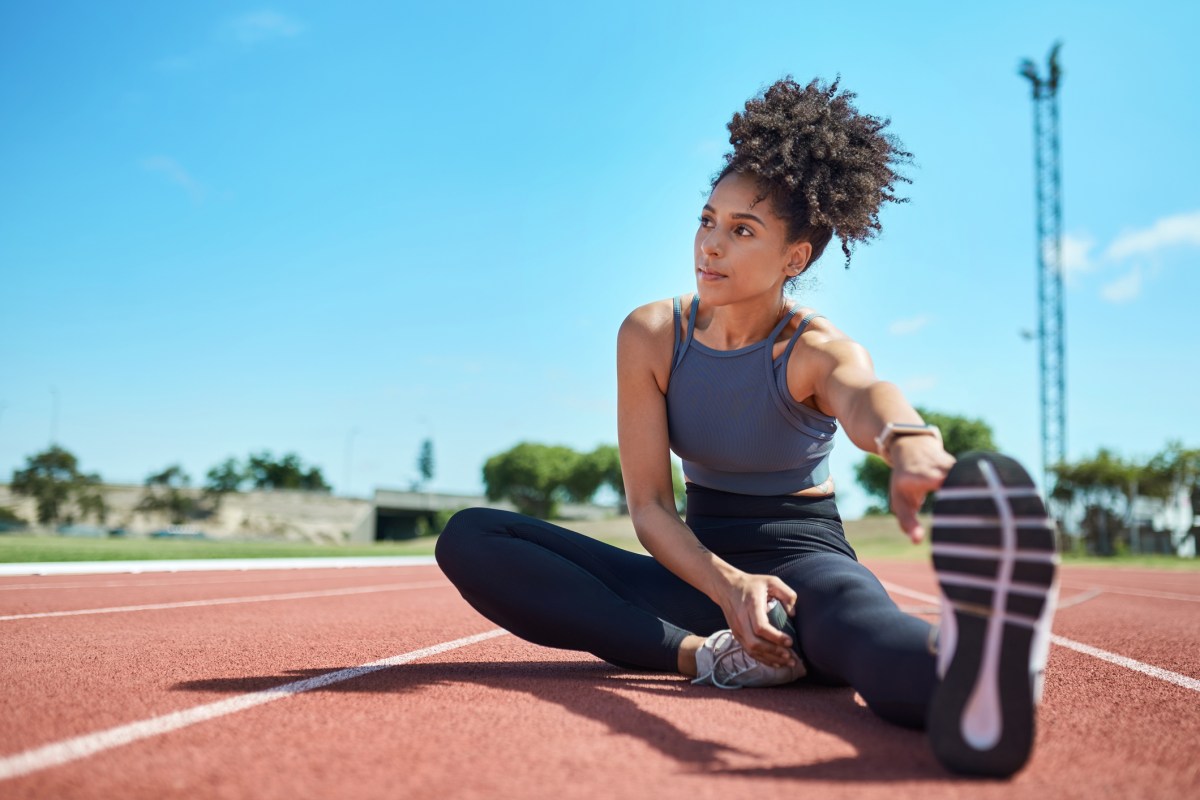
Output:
[708, 631, 759, 689]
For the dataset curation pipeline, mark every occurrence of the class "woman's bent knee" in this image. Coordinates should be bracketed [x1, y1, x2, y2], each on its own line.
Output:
[435, 507, 493, 572]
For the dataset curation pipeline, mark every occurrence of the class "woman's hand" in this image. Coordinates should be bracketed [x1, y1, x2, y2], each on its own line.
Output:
[714, 570, 800, 669]
[889, 436, 956, 544]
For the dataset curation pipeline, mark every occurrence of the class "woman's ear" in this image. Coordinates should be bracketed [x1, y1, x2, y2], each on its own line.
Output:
[787, 241, 813, 277]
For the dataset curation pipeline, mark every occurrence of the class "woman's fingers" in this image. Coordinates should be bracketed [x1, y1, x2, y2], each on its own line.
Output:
[722, 573, 799, 668]
[748, 590, 799, 667]
[890, 484, 924, 543]
[889, 442, 956, 544]
[768, 578, 798, 617]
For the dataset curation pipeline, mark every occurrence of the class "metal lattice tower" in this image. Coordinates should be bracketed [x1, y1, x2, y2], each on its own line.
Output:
[1019, 43, 1066, 491]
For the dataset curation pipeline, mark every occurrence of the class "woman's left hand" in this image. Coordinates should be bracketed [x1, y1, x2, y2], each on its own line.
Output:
[888, 437, 956, 543]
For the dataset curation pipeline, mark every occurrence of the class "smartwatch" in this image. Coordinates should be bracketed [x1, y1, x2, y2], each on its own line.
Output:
[874, 422, 942, 467]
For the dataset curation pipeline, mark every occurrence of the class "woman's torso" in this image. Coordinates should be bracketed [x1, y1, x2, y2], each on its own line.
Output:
[665, 294, 839, 498]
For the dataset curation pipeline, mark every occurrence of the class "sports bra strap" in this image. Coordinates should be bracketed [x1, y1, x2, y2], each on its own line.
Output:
[777, 312, 824, 365]
[671, 295, 682, 362]
[671, 295, 699, 372]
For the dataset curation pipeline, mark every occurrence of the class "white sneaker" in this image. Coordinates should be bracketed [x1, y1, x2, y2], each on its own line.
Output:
[927, 452, 1059, 777]
[691, 600, 806, 689]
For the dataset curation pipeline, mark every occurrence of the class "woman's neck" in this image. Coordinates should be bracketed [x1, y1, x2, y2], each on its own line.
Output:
[697, 293, 790, 350]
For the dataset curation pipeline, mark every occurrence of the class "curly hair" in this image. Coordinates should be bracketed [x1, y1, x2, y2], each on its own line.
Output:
[715, 76, 912, 269]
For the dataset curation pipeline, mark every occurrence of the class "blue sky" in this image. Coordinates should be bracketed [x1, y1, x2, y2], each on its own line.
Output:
[2, 1, 1197, 519]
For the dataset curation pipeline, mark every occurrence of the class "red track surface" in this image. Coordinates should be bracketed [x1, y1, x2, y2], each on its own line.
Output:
[1, 561, 1197, 799]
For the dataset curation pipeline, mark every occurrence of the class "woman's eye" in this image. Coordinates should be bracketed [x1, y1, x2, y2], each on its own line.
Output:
[698, 215, 713, 228]
[734, 225, 753, 236]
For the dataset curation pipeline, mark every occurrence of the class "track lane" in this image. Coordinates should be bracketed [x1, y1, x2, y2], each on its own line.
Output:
[867, 560, 1200, 682]
[6, 631, 1198, 799]
[0, 568, 463, 755]
[2, 561, 1197, 798]
[0, 567, 439, 615]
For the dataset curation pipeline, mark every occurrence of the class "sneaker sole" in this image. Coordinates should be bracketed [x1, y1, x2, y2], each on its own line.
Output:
[927, 452, 1057, 777]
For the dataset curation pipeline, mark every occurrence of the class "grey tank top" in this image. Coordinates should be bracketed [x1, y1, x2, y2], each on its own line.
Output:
[666, 295, 838, 496]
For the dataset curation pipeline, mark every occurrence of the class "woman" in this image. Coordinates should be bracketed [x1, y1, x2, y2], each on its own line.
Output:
[436, 77, 1057, 778]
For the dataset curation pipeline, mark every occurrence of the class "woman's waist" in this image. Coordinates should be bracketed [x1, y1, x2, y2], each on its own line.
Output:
[684, 482, 841, 522]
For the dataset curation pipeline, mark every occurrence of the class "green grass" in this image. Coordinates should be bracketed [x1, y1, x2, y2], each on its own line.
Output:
[844, 515, 930, 561]
[1059, 552, 1200, 570]
[0, 533, 651, 563]
[843, 515, 1200, 568]
[0, 534, 439, 563]
[3, 522, 1196, 570]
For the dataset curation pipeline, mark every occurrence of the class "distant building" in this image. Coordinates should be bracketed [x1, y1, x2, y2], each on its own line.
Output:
[356, 489, 616, 543]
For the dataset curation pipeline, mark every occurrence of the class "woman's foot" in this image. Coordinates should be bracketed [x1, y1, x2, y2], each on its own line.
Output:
[927, 452, 1059, 777]
[691, 600, 807, 689]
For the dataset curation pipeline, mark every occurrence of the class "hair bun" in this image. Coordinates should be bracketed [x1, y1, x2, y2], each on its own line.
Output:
[719, 76, 912, 268]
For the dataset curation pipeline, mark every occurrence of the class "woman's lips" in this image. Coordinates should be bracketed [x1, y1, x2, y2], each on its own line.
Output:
[697, 265, 726, 280]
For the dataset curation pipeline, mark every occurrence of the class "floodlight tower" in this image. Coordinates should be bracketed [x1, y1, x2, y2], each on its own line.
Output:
[1019, 43, 1066, 491]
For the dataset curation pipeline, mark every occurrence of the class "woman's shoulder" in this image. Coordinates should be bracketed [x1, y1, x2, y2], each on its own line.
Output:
[620, 295, 688, 342]
[780, 306, 868, 363]
[783, 306, 846, 343]
[618, 296, 691, 386]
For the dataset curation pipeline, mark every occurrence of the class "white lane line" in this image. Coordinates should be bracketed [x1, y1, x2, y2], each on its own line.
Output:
[880, 580, 1200, 695]
[1057, 582, 1200, 603]
[0, 628, 508, 782]
[1056, 588, 1103, 609]
[0, 556, 437, 577]
[0, 582, 451, 621]
[0, 572, 399, 591]
[1048, 636, 1200, 692]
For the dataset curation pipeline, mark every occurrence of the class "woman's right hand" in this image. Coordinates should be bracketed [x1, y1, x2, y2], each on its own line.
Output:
[714, 570, 800, 669]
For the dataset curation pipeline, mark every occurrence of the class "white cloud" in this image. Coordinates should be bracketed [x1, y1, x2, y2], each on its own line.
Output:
[140, 156, 204, 202]
[1100, 266, 1143, 304]
[1104, 210, 1200, 261]
[1059, 233, 1095, 283]
[154, 11, 304, 71]
[888, 314, 930, 336]
[229, 11, 304, 44]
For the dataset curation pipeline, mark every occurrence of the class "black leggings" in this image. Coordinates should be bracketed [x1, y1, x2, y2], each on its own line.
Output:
[435, 485, 936, 728]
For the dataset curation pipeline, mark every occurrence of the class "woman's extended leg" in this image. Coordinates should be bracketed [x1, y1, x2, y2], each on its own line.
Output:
[776, 553, 937, 729]
[435, 507, 726, 672]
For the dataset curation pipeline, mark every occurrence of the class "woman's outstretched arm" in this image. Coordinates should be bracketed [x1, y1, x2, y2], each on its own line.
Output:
[791, 321, 956, 542]
[616, 300, 798, 670]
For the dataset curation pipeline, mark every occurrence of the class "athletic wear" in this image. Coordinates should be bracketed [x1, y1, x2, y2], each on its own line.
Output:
[436, 485, 937, 728]
[927, 452, 1058, 777]
[692, 599, 807, 689]
[667, 295, 837, 495]
[434, 298, 1053, 765]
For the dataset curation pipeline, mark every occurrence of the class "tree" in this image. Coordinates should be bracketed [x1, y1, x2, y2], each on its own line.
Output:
[138, 464, 208, 524]
[10, 446, 106, 525]
[204, 457, 245, 495]
[1142, 441, 1200, 501]
[854, 408, 998, 515]
[562, 445, 623, 504]
[482, 442, 580, 519]
[0, 506, 26, 530]
[1051, 442, 1200, 556]
[416, 439, 435, 488]
[244, 451, 331, 492]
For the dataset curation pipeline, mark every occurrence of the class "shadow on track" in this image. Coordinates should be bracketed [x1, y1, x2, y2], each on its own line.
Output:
[175, 659, 950, 782]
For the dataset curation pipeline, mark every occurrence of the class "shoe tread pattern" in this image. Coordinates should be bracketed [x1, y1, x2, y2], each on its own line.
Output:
[928, 452, 1056, 778]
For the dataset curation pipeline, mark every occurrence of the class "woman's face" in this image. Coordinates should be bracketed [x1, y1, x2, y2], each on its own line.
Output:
[694, 172, 809, 305]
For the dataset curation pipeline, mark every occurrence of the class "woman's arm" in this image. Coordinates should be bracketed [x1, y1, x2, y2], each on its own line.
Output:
[795, 324, 956, 542]
[616, 301, 798, 669]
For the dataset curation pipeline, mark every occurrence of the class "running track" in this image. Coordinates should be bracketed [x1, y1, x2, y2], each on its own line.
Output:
[1, 559, 1197, 799]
